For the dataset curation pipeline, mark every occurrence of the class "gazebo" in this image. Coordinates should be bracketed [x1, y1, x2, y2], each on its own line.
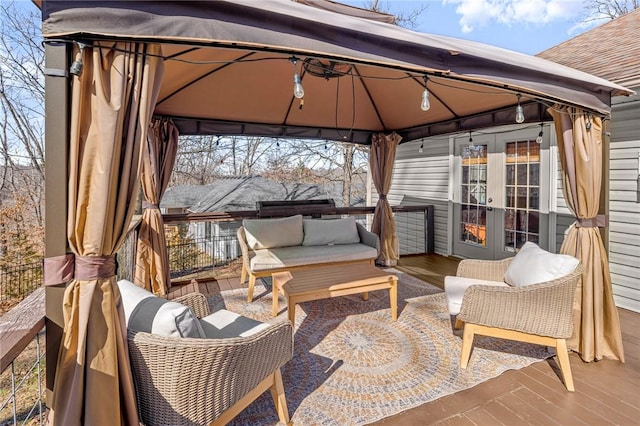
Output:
[38, 0, 632, 424]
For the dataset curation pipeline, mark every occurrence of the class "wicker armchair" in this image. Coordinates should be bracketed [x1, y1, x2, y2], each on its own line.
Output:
[127, 292, 294, 426]
[447, 257, 583, 392]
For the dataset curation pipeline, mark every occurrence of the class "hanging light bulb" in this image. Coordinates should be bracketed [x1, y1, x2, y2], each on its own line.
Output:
[290, 57, 304, 99]
[418, 141, 424, 153]
[69, 42, 87, 76]
[515, 94, 525, 124]
[420, 76, 430, 111]
[536, 123, 544, 144]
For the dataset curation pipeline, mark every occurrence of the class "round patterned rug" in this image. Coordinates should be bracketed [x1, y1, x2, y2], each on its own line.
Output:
[212, 270, 550, 426]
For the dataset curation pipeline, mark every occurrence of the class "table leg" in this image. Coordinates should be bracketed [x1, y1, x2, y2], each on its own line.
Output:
[390, 278, 398, 321]
[287, 297, 296, 324]
[272, 281, 279, 317]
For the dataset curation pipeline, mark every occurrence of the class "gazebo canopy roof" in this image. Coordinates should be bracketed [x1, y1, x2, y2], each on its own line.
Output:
[41, 0, 634, 143]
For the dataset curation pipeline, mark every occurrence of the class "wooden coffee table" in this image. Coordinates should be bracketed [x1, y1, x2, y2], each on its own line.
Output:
[271, 263, 398, 324]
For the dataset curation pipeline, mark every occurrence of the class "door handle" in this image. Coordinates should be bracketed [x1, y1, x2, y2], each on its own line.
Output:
[487, 198, 493, 203]
[487, 206, 493, 211]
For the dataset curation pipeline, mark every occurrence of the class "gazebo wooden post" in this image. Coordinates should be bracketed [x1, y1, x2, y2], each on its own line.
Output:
[43, 42, 70, 399]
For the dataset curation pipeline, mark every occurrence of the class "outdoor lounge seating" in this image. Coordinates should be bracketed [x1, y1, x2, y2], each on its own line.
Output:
[444, 242, 582, 391]
[117, 280, 294, 425]
[237, 214, 379, 302]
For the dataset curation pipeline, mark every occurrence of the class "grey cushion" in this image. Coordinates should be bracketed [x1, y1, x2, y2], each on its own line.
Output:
[250, 243, 378, 271]
[199, 309, 269, 338]
[117, 279, 205, 338]
[243, 215, 303, 249]
[504, 242, 580, 287]
[302, 217, 360, 246]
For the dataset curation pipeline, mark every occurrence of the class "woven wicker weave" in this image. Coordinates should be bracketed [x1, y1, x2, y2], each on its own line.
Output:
[456, 259, 583, 339]
[128, 292, 294, 426]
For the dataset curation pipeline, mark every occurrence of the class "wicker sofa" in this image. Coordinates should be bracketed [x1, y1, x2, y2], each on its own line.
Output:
[237, 214, 379, 302]
[444, 242, 582, 391]
[117, 280, 294, 426]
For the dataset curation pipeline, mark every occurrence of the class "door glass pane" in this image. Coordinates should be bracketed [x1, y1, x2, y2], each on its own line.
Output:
[503, 140, 541, 252]
[506, 187, 515, 208]
[529, 164, 540, 185]
[506, 164, 515, 185]
[460, 144, 487, 247]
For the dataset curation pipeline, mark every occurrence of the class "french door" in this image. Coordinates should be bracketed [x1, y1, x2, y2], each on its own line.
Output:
[452, 129, 551, 260]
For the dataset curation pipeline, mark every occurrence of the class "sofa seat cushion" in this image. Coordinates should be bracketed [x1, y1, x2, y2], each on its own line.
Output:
[444, 276, 509, 315]
[302, 217, 360, 246]
[199, 309, 270, 338]
[250, 243, 378, 271]
[504, 241, 580, 287]
[243, 215, 303, 250]
[117, 279, 205, 338]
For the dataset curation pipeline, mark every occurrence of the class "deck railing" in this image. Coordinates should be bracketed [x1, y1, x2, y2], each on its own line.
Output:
[0, 288, 46, 426]
[0, 262, 43, 303]
[162, 205, 434, 278]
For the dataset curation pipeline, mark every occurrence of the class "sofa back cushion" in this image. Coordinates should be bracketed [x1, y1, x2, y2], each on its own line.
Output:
[504, 242, 580, 287]
[117, 279, 205, 338]
[243, 214, 303, 249]
[302, 217, 361, 246]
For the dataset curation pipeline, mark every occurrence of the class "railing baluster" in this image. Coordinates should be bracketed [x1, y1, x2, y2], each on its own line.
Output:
[36, 332, 43, 425]
[11, 362, 17, 425]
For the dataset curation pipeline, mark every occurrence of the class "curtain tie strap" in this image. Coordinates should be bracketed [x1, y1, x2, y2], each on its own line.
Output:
[142, 201, 160, 209]
[378, 194, 387, 200]
[576, 215, 608, 228]
[43, 254, 117, 285]
[43, 254, 74, 285]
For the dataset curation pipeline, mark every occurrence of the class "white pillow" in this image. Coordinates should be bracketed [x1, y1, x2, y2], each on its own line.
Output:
[117, 279, 204, 338]
[243, 215, 303, 249]
[302, 217, 360, 246]
[504, 242, 580, 287]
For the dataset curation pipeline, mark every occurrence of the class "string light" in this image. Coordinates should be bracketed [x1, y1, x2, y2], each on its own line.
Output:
[420, 76, 430, 111]
[585, 114, 592, 131]
[69, 42, 87, 76]
[536, 123, 544, 144]
[418, 141, 424, 153]
[515, 94, 525, 124]
[290, 57, 304, 99]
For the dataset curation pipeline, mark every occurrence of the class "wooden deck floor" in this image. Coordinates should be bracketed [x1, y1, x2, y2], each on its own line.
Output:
[171, 254, 640, 426]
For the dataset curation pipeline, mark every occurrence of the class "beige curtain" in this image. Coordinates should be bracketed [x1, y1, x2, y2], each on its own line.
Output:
[134, 118, 178, 295]
[549, 106, 624, 363]
[370, 132, 401, 266]
[49, 42, 164, 425]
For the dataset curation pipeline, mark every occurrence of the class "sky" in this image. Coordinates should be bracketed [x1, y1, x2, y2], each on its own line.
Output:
[343, 0, 609, 55]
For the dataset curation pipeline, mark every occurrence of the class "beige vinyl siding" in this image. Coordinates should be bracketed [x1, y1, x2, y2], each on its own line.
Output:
[371, 138, 451, 255]
[608, 91, 640, 312]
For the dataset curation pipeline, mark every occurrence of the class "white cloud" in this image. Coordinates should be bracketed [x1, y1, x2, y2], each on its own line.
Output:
[443, 0, 583, 33]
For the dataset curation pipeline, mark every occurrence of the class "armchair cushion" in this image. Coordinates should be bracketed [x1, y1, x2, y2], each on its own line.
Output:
[243, 214, 303, 249]
[117, 279, 205, 338]
[504, 242, 580, 287]
[302, 217, 360, 246]
[199, 309, 270, 338]
[444, 276, 509, 315]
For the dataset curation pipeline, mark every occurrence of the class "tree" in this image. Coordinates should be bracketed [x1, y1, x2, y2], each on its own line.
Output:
[583, 0, 639, 20]
[363, 0, 429, 29]
[0, 2, 45, 264]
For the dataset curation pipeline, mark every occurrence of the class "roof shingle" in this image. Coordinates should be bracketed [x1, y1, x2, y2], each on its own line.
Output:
[537, 8, 640, 87]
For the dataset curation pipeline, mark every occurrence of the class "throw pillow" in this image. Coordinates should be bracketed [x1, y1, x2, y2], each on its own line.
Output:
[302, 217, 361, 246]
[243, 214, 304, 249]
[117, 279, 205, 338]
[503, 242, 580, 287]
